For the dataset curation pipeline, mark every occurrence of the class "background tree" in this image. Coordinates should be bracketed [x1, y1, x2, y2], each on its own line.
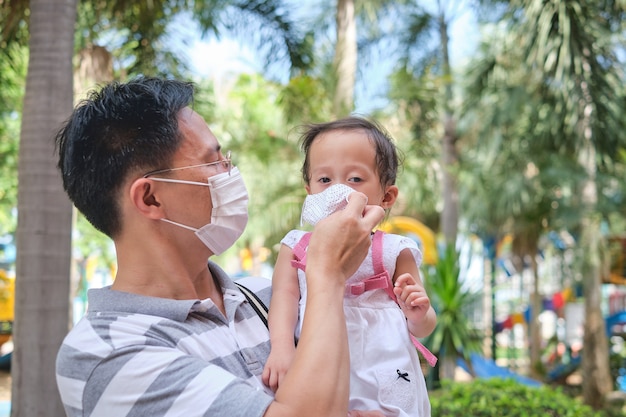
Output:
[386, 66, 441, 226]
[333, 0, 357, 116]
[302, 0, 407, 117]
[11, 0, 77, 416]
[466, 0, 626, 407]
[393, 0, 468, 247]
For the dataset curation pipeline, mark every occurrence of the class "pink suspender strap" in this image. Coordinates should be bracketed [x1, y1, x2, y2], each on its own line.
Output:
[411, 335, 438, 367]
[371, 230, 385, 273]
[290, 232, 311, 271]
[347, 231, 389, 296]
[291, 230, 437, 366]
[373, 231, 438, 367]
[346, 275, 389, 295]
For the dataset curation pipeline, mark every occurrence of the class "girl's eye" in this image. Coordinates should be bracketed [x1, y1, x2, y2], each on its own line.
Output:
[349, 177, 363, 183]
[319, 177, 331, 183]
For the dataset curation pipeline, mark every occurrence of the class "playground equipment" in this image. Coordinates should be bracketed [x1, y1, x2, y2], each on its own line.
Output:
[458, 353, 542, 387]
[544, 310, 626, 385]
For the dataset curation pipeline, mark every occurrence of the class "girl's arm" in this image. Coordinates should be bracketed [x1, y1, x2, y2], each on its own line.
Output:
[262, 243, 301, 391]
[393, 248, 437, 339]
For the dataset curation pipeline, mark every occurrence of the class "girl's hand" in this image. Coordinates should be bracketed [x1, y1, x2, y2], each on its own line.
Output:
[393, 273, 431, 323]
[262, 344, 296, 392]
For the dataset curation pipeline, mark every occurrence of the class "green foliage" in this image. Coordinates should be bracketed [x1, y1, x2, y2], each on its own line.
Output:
[278, 74, 332, 124]
[431, 379, 605, 417]
[0, 0, 30, 46]
[74, 214, 116, 269]
[75, 0, 190, 78]
[191, 0, 313, 74]
[207, 72, 305, 264]
[386, 67, 441, 225]
[0, 40, 27, 235]
[424, 246, 483, 362]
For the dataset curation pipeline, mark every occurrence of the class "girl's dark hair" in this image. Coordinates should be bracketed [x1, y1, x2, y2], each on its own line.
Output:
[299, 116, 400, 187]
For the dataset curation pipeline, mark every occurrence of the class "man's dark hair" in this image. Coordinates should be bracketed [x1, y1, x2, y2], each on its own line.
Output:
[55, 77, 195, 237]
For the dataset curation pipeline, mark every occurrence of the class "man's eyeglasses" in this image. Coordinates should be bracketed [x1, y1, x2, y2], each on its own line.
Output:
[143, 151, 232, 178]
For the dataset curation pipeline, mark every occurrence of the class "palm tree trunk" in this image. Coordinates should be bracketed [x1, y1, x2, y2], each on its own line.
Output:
[441, 355, 456, 381]
[577, 72, 612, 409]
[333, 0, 357, 117]
[580, 211, 612, 408]
[529, 252, 542, 376]
[438, 11, 459, 246]
[579, 148, 612, 408]
[13, 0, 76, 415]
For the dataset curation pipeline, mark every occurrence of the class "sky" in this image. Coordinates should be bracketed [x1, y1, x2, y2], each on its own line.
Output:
[180, 5, 479, 114]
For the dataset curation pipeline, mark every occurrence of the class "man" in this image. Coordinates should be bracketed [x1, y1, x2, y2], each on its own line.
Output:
[54, 77, 385, 417]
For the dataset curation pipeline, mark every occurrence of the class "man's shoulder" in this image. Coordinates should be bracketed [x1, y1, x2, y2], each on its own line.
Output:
[234, 276, 271, 292]
[234, 276, 272, 307]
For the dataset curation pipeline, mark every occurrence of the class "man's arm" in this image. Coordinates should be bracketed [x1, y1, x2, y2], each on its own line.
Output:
[264, 192, 384, 417]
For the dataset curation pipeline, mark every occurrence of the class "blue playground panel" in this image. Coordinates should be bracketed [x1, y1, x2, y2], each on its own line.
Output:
[0, 401, 9, 416]
[457, 353, 542, 387]
[546, 355, 581, 382]
[606, 311, 626, 333]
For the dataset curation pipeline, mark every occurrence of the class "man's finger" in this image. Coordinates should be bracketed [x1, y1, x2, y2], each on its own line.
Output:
[344, 191, 368, 213]
[362, 205, 385, 227]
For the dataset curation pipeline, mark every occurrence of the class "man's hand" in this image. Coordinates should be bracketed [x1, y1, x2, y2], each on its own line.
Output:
[307, 191, 384, 284]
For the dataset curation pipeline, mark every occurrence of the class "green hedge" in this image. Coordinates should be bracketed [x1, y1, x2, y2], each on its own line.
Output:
[430, 378, 604, 417]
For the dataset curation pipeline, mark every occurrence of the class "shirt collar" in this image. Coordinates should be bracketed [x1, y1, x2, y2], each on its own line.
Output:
[86, 261, 242, 322]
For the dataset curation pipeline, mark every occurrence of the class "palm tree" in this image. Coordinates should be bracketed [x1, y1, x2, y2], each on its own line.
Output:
[332, 0, 357, 117]
[12, 1, 77, 416]
[391, 1, 470, 247]
[386, 66, 441, 227]
[465, 0, 626, 407]
[509, 2, 625, 407]
[301, 0, 407, 118]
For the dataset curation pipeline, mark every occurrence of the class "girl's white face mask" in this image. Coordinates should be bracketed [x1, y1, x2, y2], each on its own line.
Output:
[154, 167, 249, 255]
[300, 183, 355, 226]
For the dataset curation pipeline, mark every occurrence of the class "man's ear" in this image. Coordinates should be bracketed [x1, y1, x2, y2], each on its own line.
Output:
[381, 185, 399, 210]
[129, 178, 164, 220]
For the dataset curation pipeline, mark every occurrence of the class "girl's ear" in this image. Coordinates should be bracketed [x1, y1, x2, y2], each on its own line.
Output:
[305, 184, 312, 195]
[381, 185, 399, 210]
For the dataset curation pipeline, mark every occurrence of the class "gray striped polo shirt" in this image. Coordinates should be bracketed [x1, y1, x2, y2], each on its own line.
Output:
[56, 262, 273, 417]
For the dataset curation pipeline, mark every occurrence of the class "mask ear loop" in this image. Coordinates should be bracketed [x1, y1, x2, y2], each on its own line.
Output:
[149, 177, 209, 187]
[160, 218, 198, 232]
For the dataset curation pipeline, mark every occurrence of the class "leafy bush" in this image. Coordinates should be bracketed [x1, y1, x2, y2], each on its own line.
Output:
[430, 378, 604, 417]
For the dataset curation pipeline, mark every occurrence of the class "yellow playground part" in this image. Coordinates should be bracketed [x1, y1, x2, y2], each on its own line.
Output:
[378, 216, 438, 265]
[0, 271, 13, 323]
[0, 271, 13, 345]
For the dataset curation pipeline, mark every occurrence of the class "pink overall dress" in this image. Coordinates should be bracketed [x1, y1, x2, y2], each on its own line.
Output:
[281, 230, 435, 417]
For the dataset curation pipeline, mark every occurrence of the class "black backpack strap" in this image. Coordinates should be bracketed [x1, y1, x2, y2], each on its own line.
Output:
[235, 281, 269, 328]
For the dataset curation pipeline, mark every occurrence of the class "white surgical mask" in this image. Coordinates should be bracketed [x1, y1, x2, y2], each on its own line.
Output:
[300, 183, 355, 226]
[157, 167, 249, 255]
